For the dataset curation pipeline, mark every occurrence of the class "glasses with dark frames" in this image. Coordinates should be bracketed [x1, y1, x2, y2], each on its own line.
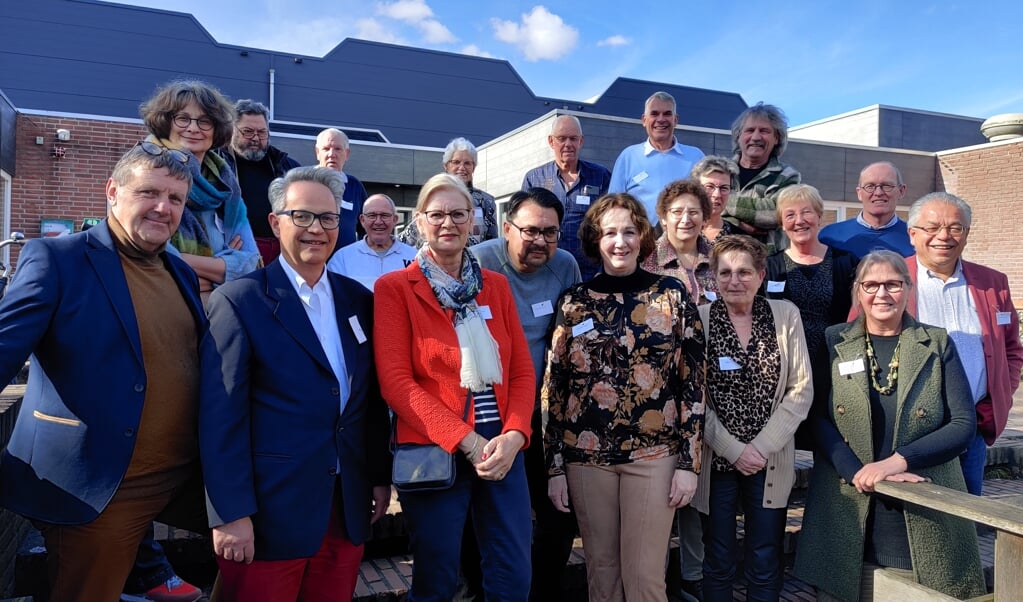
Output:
[275, 209, 342, 230]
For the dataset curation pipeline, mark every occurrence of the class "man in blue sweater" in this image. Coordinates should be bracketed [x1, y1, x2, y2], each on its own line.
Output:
[819, 161, 913, 258]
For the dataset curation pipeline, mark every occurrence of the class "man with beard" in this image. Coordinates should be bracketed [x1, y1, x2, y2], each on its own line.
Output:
[470, 188, 581, 601]
[327, 194, 416, 291]
[723, 102, 801, 253]
[219, 99, 300, 264]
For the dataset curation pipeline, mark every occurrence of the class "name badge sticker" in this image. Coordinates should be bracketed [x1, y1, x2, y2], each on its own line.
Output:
[766, 280, 785, 293]
[572, 318, 595, 337]
[478, 305, 493, 320]
[632, 171, 649, 185]
[532, 300, 554, 318]
[997, 311, 1012, 326]
[576, 195, 591, 206]
[704, 291, 718, 302]
[718, 356, 741, 371]
[341, 200, 354, 211]
[348, 316, 367, 344]
[838, 358, 865, 376]
[474, 207, 484, 218]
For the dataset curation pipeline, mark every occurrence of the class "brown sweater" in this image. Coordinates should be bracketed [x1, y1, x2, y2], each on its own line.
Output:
[108, 217, 200, 479]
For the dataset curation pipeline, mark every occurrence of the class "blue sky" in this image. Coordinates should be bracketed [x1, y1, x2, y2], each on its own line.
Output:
[111, 0, 1023, 126]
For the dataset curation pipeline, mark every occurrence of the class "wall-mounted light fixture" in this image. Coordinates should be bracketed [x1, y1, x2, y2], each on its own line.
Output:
[56, 128, 71, 141]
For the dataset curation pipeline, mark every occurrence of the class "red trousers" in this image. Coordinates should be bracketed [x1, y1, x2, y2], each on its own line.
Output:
[216, 496, 363, 602]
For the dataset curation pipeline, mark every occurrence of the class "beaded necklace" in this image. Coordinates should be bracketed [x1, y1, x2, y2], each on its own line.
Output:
[865, 334, 900, 395]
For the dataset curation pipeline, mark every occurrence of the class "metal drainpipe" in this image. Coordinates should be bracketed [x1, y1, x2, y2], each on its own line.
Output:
[268, 69, 276, 121]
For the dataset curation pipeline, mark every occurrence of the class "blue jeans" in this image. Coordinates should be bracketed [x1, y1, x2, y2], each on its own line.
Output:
[958, 430, 987, 496]
[122, 525, 174, 593]
[400, 420, 532, 602]
[701, 469, 786, 602]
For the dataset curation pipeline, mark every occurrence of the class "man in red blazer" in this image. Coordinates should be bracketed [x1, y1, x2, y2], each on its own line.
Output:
[905, 192, 1023, 495]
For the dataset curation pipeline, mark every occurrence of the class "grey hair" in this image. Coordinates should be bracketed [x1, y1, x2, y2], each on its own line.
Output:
[852, 250, 914, 306]
[690, 155, 739, 189]
[234, 99, 270, 121]
[111, 144, 192, 190]
[550, 114, 582, 135]
[731, 102, 789, 158]
[907, 192, 973, 228]
[860, 161, 905, 186]
[442, 137, 478, 165]
[268, 166, 346, 213]
[316, 128, 350, 149]
[644, 91, 676, 114]
[363, 193, 397, 213]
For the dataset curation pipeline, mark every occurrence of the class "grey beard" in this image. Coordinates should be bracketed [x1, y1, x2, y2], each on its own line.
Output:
[237, 146, 267, 162]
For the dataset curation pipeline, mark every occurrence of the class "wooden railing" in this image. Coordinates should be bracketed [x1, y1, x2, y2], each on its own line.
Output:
[874, 480, 1022, 601]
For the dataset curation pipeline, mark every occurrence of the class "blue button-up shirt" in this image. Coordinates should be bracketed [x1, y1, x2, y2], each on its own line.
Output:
[522, 159, 611, 280]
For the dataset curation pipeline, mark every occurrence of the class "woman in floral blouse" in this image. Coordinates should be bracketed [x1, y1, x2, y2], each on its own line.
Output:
[542, 193, 705, 602]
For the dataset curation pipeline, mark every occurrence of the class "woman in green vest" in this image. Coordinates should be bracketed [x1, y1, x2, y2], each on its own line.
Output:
[794, 250, 985, 601]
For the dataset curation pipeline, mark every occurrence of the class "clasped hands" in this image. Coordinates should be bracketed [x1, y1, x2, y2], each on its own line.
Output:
[459, 430, 525, 481]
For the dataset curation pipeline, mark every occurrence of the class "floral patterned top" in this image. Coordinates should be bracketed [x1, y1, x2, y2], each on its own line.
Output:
[641, 234, 719, 304]
[705, 296, 781, 472]
[541, 269, 705, 476]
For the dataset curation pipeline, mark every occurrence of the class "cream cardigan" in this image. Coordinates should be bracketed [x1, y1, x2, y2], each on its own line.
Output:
[693, 299, 813, 511]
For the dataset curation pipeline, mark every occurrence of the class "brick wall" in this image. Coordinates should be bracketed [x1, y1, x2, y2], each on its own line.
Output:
[10, 114, 146, 264]
[936, 139, 1023, 299]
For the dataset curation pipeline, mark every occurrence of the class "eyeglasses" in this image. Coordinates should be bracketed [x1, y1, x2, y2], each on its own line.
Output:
[171, 113, 214, 131]
[703, 183, 732, 194]
[858, 183, 899, 194]
[859, 280, 905, 294]
[275, 209, 342, 230]
[361, 212, 395, 222]
[911, 224, 967, 236]
[716, 269, 757, 282]
[551, 135, 581, 145]
[666, 208, 703, 220]
[136, 141, 189, 164]
[508, 221, 561, 243]
[238, 127, 269, 140]
[445, 160, 475, 168]
[422, 209, 471, 225]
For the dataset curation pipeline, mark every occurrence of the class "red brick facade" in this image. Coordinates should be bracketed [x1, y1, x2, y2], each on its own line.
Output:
[937, 139, 1023, 301]
[9, 114, 146, 249]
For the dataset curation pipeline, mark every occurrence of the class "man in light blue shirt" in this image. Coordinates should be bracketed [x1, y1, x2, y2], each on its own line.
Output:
[328, 194, 416, 291]
[610, 91, 704, 226]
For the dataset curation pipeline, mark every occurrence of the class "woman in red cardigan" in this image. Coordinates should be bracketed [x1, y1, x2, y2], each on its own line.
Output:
[374, 173, 535, 601]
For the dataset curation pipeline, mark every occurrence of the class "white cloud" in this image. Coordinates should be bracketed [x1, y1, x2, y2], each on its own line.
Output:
[597, 35, 630, 47]
[490, 6, 578, 62]
[376, 0, 433, 21]
[242, 17, 352, 56]
[461, 44, 495, 59]
[376, 0, 456, 44]
[419, 19, 456, 44]
[354, 18, 406, 45]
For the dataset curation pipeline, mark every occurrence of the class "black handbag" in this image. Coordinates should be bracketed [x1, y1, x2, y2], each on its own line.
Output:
[391, 391, 472, 492]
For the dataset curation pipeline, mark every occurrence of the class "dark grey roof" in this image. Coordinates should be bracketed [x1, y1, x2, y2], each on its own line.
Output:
[1, 0, 747, 147]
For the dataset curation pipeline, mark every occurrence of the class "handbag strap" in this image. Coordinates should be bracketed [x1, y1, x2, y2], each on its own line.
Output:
[390, 389, 473, 452]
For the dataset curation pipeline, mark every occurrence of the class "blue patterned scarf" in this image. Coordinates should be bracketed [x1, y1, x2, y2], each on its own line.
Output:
[416, 246, 502, 391]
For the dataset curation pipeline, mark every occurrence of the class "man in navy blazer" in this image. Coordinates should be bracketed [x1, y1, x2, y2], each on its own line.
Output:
[202, 166, 391, 601]
[0, 145, 210, 601]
